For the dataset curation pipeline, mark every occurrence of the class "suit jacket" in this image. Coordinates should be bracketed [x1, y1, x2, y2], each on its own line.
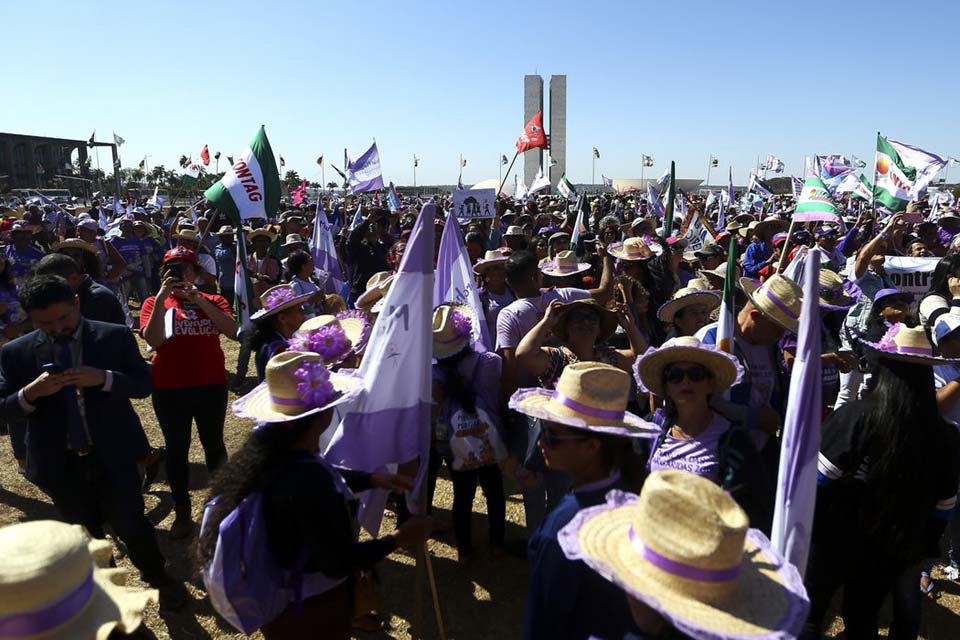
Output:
[0, 318, 153, 490]
[78, 276, 127, 325]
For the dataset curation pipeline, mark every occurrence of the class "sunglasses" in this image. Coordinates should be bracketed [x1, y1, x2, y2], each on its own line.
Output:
[664, 365, 712, 385]
[540, 426, 589, 448]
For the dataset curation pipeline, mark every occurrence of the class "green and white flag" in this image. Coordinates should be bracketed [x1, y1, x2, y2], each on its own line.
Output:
[205, 125, 281, 224]
[874, 134, 946, 212]
[181, 162, 201, 184]
[794, 175, 841, 223]
[233, 226, 256, 333]
[558, 175, 578, 201]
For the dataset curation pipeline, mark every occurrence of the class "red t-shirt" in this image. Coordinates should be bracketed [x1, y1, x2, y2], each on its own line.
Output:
[140, 292, 234, 390]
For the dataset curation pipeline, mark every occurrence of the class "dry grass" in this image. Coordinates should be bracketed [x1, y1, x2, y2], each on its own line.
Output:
[1, 335, 959, 638]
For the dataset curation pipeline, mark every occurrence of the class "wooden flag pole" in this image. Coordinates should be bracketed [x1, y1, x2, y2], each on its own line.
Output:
[410, 456, 447, 640]
[498, 150, 519, 197]
[777, 217, 797, 273]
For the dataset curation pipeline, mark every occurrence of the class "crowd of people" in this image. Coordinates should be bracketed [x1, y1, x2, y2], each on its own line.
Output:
[1, 182, 960, 639]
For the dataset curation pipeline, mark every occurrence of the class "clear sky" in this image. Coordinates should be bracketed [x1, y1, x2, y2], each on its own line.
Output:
[3, 0, 959, 187]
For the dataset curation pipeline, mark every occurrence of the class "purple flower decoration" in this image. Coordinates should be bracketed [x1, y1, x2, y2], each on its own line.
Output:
[265, 287, 297, 310]
[294, 361, 338, 408]
[451, 309, 472, 339]
[308, 324, 350, 363]
[287, 333, 311, 353]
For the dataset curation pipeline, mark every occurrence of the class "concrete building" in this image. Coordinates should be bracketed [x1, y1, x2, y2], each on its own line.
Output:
[548, 75, 566, 190]
[0, 132, 94, 192]
[523, 75, 544, 188]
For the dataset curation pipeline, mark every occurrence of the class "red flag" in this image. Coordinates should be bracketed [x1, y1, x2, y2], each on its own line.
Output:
[200, 145, 210, 166]
[292, 180, 307, 205]
[516, 111, 547, 153]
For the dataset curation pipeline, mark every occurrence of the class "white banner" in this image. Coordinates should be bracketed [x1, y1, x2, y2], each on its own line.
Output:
[883, 256, 939, 301]
[453, 188, 495, 220]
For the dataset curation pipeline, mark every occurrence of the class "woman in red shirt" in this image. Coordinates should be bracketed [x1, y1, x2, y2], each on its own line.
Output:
[141, 247, 238, 539]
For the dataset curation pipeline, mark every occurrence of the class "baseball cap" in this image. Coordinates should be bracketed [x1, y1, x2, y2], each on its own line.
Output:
[162, 246, 198, 265]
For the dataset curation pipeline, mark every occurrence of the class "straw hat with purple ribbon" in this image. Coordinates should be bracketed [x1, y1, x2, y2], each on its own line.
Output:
[540, 250, 591, 278]
[473, 248, 511, 275]
[817, 269, 856, 311]
[607, 237, 663, 262]
[232, 351, 362, 423]
[250, 283, 314, 322]
[738, 274, 803, 332]
[863, 322, 960, 366]
[656, 280, 720, 324]
[0, 520, 158, 640]
[634, 336, 743, 398]
[509, 362, 659, 438]
[557, 470, 809, 640]
[433, 304, 476, 360]
[355, 271, 396, 312]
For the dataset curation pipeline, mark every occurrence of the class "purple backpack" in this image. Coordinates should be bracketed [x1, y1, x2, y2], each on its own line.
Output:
[200, 488, 345, 634]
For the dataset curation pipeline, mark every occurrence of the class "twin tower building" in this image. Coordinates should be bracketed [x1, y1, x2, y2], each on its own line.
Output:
[523, 74, 566, 192]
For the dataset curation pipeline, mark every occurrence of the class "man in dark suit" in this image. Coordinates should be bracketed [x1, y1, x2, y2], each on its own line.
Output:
[0, 275, 187, 609]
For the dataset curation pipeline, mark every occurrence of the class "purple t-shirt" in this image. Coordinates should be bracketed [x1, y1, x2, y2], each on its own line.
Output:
[111, 236, 145, 275]
[496, 287, 591, 387]
[483, 289, 516, 350]
[6, 245, 45, 285]
[649, 414, 730, 483]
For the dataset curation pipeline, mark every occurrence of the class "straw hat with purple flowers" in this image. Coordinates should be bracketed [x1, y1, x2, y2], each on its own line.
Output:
[863, 322, 960, 366]
[509, 362, 659, 438]
[232, 351, 362, 423]
[557, 470, 809, 640]
[433, 304, 475, 360]
[250, 284, 314, 322]
[289, 311, 371, 364]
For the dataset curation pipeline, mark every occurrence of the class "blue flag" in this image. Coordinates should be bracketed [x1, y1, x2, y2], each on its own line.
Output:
[771, 248, 822, 578]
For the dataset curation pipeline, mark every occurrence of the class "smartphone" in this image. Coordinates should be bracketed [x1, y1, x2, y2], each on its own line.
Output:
[165, 263, 183, 280]
[41, 363, 64, 375]
[901, 212, 924, 224]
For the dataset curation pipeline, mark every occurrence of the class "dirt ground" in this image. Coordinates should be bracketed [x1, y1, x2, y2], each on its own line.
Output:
[1, 335, 959, 639]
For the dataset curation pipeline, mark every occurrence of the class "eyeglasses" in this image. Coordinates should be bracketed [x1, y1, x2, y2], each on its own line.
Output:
[540, 426, 589, 447]
[664, 365, 712, 385]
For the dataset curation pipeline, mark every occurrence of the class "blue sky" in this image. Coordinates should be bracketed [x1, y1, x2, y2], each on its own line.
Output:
[3, 0, 958, 186]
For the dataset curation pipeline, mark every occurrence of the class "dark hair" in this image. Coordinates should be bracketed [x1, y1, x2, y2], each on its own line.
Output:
[284, 250, 312, 280]
[0, 255, 15, 291]
[464, 231, 485, 247]
[928, 254, 960, 300]
[19, 275, 74, 312]
[436, 347, 476, 413]
[860, 358, 951, 561]
[36, 253, 81, 279]
[505, 251, 538, 287]
[196, 417, 319, 567]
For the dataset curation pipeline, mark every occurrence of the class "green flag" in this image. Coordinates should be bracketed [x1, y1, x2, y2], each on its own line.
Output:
[664, 161, 676, 237]
[204, 125, 281, 225]
[873, 133, 914, 212]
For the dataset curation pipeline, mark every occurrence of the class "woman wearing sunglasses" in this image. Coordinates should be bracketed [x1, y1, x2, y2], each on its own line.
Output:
[634, 336, 774, 530]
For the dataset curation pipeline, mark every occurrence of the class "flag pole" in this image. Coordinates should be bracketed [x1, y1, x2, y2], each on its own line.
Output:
[871, 131, 880, 221]
[640, 154, 645, 188]
[777, 217, 797, 273]
[498, 150, 519, 196]
[706, 155, 713, 189]
[592, 151, 596, 191]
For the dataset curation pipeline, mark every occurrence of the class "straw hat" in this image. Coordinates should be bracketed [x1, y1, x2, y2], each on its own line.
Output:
[657, 285, 721, 324]
[292, 311, 371, 363]
[863, 322, 960, 366]
[937, 212, 960, 231]
[738, 274, 803, 332]
[250, 284, 314, 322]
[52, 238, 99, 255]
[541, 250, 591, 278]
[0, 520, 157, 640]
[433, 304, 475, 360]
[607, 237, 662, 262]
[701, 262, 741, 287]
[553, 299, 618, 343]
[509, 362, 659, 438]
[232, 351, 363, 423]
[557, 470, 809, 640]
[633, 336, 743, 397]
[248, 228, 276, 242]
[282, 233, 307, 248]
[473, 248, 511, 275]
[175, 228, 201, 243]
[817, 269, 856, 311]
[355, 271, 396, 311]
[216, 224, 235, 236]
[503, 225, 525, 238]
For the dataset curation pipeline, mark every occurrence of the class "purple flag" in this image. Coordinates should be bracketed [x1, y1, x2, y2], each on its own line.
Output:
[347, 142, 385, 193]
[771, 248, 822, 578]
[309, 201, 344, 295]
[324, 202, 435, 533]
[434, 211, 490, 352]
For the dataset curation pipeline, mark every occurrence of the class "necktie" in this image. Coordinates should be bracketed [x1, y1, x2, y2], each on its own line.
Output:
[55, 336, 86, 450]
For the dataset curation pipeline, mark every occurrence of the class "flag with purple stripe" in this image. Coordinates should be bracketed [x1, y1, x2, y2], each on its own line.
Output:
[771, 247, 822, 578]
[794, 175, 841, 223]
[324, 202, 435, 533]
[434, 211, 490, 352]
[309, 201, 345, 295]
[347, 142, 385, 193]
